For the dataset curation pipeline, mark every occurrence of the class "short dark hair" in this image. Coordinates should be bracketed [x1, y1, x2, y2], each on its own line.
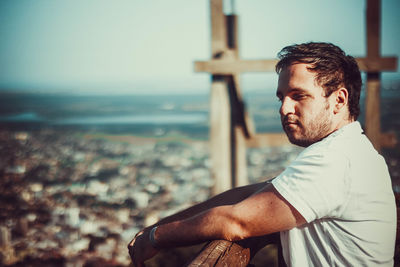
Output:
[276, 42, 362, 120]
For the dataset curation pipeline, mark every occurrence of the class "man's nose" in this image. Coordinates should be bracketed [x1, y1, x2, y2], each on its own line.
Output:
[280, 97, 295, 116]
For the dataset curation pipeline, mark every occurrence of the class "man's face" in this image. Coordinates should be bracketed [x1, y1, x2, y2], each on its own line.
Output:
[276, 63, 335, 147]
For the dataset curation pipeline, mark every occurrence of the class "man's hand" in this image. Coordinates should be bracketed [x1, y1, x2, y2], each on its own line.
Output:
[127, 229, 159, 267]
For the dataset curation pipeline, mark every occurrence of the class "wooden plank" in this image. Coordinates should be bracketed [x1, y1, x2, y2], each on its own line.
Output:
[356, 57, 397, 72]
[209, 0, 231, 195]
[226, 15, 239, 57]
[234, 126, 248, 187]
[365, 73, 382, 151]
[186, 240, 250, 267]
[230, 75, 249, 187]
[224, 12, 248, 188]
[195, 59, 278, 74]
[367, 0, 380, 58]
[225, 74, 248, 188]
[232, 74, 255, 138]
[210, 0, 227, 57]
[364, 0, 382, 151]
[194, 57, 397, 75]
[244, 111, 256, 138]
[186, 234, 281, 267]
[210, 77, 232, 195]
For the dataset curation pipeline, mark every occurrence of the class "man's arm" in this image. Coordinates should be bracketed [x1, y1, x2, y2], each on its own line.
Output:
[129, 182, 305, 265]
[155, 183, 305, 246]
[145, 181, 271, 229]
[128, 181, 270, 266]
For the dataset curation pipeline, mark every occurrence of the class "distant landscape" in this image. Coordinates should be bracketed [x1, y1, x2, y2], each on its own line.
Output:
[0, 89, 398, 186]
[0, 89, 399, 136]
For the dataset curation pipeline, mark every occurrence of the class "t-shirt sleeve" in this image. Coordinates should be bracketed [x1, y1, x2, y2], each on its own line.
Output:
[271, 148, 350, 223]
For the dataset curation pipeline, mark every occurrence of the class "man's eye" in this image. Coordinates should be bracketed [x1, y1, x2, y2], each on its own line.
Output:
[292, 94, 306, 100]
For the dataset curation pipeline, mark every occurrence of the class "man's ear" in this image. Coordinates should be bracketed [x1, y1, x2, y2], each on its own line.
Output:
[333, 87, 349, 114]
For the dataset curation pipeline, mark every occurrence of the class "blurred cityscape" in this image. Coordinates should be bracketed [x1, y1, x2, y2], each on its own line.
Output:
[0, 128, 301, 266]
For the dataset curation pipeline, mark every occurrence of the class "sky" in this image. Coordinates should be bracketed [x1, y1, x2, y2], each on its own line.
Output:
[0, 0, 399, 95]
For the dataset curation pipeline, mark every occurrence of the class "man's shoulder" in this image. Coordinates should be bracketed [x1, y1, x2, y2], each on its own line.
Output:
[299, 136, 346, 161]
[304, 121, 370, 158]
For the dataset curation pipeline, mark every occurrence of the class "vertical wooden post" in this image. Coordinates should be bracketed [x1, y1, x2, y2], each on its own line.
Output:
[210, 0, 227, 57]
[231, 75, 248, 188]
[210, 76, 232, 194]
[234, 127, 248, 187]
[226, 14, 248, 188]
[209, 1, 249, 194]
[365, 0, 381, 151]
[209, 0, 231, 195]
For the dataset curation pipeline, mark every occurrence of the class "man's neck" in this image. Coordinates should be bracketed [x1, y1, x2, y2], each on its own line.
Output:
[321, 118, 354, 144]
[335, 118, 354, 130]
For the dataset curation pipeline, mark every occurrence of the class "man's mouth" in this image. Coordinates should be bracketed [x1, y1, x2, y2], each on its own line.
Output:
[282, 118, 299, 130]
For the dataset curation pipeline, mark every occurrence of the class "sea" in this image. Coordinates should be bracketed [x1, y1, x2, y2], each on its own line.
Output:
[0, 91, 292, 139]
[0, 90, 399, 137]
[0, 92, 212, 139]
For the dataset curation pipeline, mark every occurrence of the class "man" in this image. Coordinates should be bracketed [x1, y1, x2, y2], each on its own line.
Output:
[128, 42, 396, 266]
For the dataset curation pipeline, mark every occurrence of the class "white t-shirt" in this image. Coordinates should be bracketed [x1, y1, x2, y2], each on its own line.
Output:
[272, 121, 396, 266]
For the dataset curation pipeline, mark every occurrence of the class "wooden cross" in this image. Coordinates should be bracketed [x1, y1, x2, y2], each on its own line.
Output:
[196, 0, 260, 195]
[195, 0, 397, 194]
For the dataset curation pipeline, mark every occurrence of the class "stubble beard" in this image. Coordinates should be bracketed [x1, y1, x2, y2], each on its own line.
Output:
[283, 103, 332, 147]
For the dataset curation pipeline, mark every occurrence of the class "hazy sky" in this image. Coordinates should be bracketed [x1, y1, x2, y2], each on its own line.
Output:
[0, 0, 399, 94]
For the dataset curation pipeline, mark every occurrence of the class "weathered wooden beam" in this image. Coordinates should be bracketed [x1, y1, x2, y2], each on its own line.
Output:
[356, 57, 397, 72]
[367, 0, 380, 58]
[209, 8, 253, 193]
[365, 0, 383, 151]
[211, 0, 227, 57]
[195, 59, 278, 74]
[226, 14, 239, 57]
[234, 126, 248, 187]
[232, 74, 255, 138]
[226, 14, 249, 189]
[365, 73, 382, 151]
[194, 57, 397, 75]
[209, 0, 231, 195]
[229, 75, 249, 188]
[186, 233, 282, 267]
[210, 77, 232, 195]
[186, 240, 250, 267]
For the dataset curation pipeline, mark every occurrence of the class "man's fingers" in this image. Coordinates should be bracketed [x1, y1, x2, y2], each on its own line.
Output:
[128, 238, 136, 247]
[128, 229, 145, 249]
[135, 229, 145, 238]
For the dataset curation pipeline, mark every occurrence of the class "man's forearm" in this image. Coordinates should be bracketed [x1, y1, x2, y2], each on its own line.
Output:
[153, 205, 241, 248]
[150, 181, 269, 228]
[148, 181, 302, 249]
[127, 204, 240, 265]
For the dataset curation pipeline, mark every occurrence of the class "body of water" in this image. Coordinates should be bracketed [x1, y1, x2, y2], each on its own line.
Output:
[0, 91, 399, 138]
[0, 112, 207, 125]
